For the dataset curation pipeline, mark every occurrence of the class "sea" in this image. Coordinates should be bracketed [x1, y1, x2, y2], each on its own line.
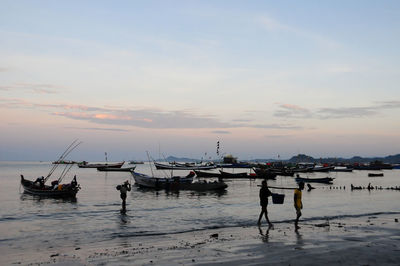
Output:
[0, 161, 399, 259]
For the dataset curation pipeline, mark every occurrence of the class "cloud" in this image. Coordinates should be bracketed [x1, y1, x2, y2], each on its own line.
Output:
[274, 104, 313, 119]
[1, 97, 299, 130]
[274, 101, 400, 120]
[0, 82, 60, 94]
[265, 134, 292, 139]
[257, 15, 340, 48]
[0, 67, 10, 72]
[64, 127, 130, 132]
[211, 130, 231, 134]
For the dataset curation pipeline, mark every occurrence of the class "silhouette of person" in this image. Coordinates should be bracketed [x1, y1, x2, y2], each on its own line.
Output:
[117, 180, 131, 214]
[294, 181, 304, 230]
[257, 180, 273, 227]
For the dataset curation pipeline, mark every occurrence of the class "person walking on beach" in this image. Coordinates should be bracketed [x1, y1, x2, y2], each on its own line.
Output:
[116, 180, 131, 214]
[294, 181, 304, 230]
[257, 180, 273, 227]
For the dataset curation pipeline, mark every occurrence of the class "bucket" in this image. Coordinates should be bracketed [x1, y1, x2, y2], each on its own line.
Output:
[272, 193, 285, 204]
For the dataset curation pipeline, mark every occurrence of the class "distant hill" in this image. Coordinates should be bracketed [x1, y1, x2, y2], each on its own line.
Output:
[288, 153, 400, 164]
[158, 154, 400, 164]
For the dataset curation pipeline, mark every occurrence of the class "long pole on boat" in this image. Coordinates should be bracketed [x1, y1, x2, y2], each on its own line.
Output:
[146, 151, 155, 177]
[58, 164, 74, 183]
[45, 140, 82, 183]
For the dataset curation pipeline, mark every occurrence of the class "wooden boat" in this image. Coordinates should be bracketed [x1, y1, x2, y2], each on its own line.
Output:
[219, 170, 249, 178]
[97, 166, 136, 172]
[312, 165, 335, 172]
[368, 173, 384, 177]
[295, 176, 334, 184]
[52, 160, 79, 164]
[194, 170, 222, 178]
[253, 168, 278, 180]
[78, 161, 125, 168]
[154, 162, 216, 170]
[177, 180, 228, 191]
[20, 175, 80, 198]
[129, 160, 144, 164]
[20, 140, 82, 198]
[331, 167, 353, 172]
[131, 171, 195, 189]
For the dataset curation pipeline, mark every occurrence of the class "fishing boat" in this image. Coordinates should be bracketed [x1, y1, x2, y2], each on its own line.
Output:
[194, 170, 222, 178]
[219, 170, 249, 178]
[154, 162, 216, 170]
[20, 175, 80, 198]
[368, 173, 384, 177]
[131, 171, 195, 189]
[78, 161, 125, 168]
[20, 140, 82, 198]
[97, 166, 136, 172]
[129, 160, 144, 164]
[177, 180, 228, 191]
[252, 168, 278, 180]
[132, 171, 226, 191]
[52, 160, 79, 164]
[331, 166, 353, 172]
[312, 165, 335, 172]
[295, 175, 334, 184]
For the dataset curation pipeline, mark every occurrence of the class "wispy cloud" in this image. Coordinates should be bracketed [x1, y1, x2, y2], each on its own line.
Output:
[211, 130, 231, 134]
[257, 15, 340, 48]
[0, 98, 299, 130]
[64, 127, 130, 132]
[0, 82, 61, 94]
[274, 101, 400, 120]
[265, 134, 293, 139]
[274, 104, 313, 119]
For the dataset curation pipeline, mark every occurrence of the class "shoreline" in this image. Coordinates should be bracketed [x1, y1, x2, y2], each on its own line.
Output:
[4, 213, 400, 265]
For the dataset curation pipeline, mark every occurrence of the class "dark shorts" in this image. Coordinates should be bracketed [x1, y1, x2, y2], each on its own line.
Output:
[120, 193, 127, 200]
[261, 205, 268, 212]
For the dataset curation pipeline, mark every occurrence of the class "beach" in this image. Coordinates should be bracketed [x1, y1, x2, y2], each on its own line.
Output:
[4, 213, 399, 265]
[1, 162, 400, 265]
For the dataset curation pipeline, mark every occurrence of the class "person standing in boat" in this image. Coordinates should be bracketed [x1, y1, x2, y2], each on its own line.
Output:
[117, 180, 131, 214]
[257, 180, 273, 227]
[294, 181, 304, 230]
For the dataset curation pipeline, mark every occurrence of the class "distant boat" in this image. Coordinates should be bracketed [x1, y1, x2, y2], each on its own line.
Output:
[97, 166, 136, 172]
[252, 168, 278, 180]
[312, 165, 334, 172]
[129, 161, 144, 164]
[295, 176, 334, 184]
[154, 162, 216, 170]
[52, 160, 79, 164]
[78, 161, 125, 168]
[368, 173, 384, 177]
[331, 167, 353, 172]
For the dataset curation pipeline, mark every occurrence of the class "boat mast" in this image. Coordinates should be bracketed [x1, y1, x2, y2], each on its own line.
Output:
[45, 140, 82, 183]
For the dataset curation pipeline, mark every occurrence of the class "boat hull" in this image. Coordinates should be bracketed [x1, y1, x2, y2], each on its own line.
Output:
[295, 177, 334, 184]
[97, 166, 136, 172]
[78, 161, 125, 168]
[20, 176, 79, 198]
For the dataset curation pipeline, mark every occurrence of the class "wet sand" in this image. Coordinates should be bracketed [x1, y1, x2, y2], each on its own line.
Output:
[4, 213, 400, 265]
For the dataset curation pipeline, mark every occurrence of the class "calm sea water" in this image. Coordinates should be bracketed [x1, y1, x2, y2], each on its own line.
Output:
[0, 161, 399, 256]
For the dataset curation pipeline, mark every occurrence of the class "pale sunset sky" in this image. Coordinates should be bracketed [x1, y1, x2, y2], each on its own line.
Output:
[1, 1, 399, 161]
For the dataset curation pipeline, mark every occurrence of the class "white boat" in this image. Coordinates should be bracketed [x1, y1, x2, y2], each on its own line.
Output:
[131, 171, 227, 191]
[131, 171, 194, 189]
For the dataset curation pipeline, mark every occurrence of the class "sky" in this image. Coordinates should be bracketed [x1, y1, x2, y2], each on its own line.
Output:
[1, 0, 400, 161]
